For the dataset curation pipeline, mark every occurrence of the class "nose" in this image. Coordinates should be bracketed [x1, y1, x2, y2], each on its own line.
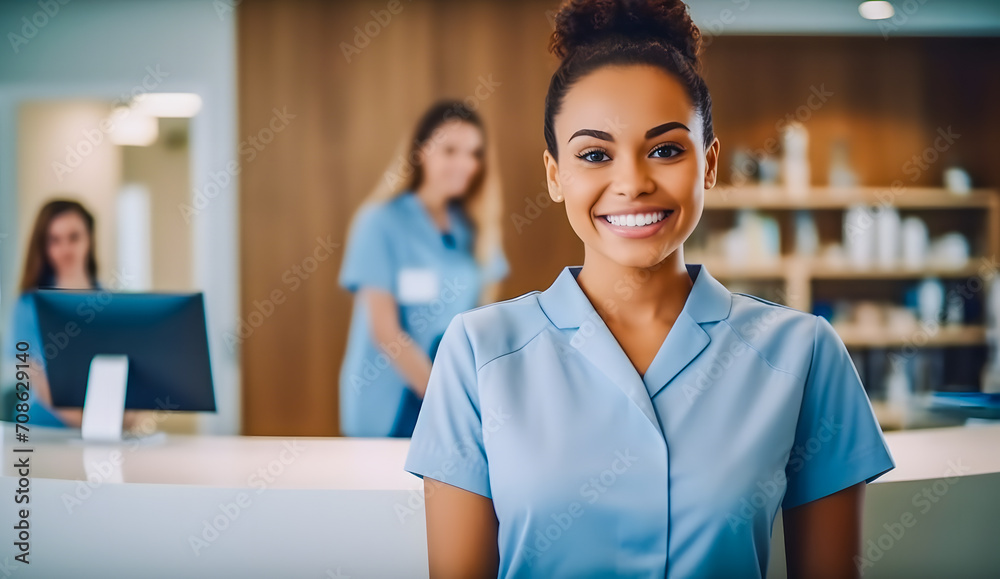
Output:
[451, 152, 477, 175]
[611, 152, 655, 199]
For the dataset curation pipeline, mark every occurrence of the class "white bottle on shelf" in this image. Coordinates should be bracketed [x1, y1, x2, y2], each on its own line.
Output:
[794, 210, 819, 256]
[917, 278, 945, 327]
[781, 121, 810, 197]
[844, 205, 875, 269]
[875, 208, 901, 269]
[886, 358, 914, 428]
[901, 216, 929, 270]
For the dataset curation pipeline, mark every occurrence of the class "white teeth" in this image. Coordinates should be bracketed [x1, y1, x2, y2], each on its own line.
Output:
[604, 211, 668, 227]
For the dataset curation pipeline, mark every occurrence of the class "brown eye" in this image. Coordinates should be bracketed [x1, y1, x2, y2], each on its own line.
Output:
[650, 144, 684, 159]
[577, 149, 611, 163]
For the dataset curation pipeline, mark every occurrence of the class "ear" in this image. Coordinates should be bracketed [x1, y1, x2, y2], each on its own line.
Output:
[704, 137, 721, 190]
[543, 149, 563, 202]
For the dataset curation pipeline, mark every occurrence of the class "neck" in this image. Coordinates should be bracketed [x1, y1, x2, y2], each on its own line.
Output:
[414, 185, 452, 230]
[415, 184, 449, 211]
[575, 245, 692, 326]
[55, 270, 92, 290]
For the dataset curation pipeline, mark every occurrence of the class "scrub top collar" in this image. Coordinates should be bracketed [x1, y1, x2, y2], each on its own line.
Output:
[537, 263, 734, 437]
[400, 191, 468, 250]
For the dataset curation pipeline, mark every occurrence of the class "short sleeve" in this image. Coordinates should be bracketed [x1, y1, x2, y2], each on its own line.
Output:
[3, 295, 65, 427]
[337, 204, 395, 293]
[482, 244, 510, 284]
[4, 294, 43, 370]
[781, 315, 895, 510]
[404, 314, 491, 498]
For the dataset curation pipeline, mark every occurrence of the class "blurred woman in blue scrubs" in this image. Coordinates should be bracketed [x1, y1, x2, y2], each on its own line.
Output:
[5, 200, 98, 427]
[405, 1, 895, 577]
[338, 100, 510, 438]
[6, 200, 144, 431]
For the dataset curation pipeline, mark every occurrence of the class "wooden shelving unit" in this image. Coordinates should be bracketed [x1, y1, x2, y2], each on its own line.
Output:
[694, 186, 1000, 349]
[832, 324, 987, 349]
[706, 186, 1000, 210]
[696, 256, 988, 282]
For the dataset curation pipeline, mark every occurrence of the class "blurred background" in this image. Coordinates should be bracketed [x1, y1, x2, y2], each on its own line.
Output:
[1, 0, 999, 437]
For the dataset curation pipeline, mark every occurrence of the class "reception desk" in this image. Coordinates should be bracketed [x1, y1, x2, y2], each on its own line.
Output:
[2, 422, 999, 578]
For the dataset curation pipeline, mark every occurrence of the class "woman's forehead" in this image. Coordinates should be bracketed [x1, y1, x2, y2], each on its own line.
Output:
[557, 65, 697, 137]
[50, 213, 86, 228]
[431, 120, 481, 140]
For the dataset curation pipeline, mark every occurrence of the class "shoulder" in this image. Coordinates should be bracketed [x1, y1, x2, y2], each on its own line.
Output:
[728, 292, 813, 327]
[723, 292, 827, 379]
[12, 293, 35, 318]
[354, 197, 406, 228]
[452, 291, 551, 371]
[5, 294, 39, 353]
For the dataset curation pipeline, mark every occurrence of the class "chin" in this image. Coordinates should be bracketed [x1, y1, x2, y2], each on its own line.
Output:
[601, 248, 663, 270]
[444, 187, 469, 201]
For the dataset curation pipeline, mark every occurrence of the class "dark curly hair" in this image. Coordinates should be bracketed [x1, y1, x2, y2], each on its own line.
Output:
[544, 0, 714, 158]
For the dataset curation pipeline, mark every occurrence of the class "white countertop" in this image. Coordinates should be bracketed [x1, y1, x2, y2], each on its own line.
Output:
[874, 422, 1000, 482]
[1, 422, 420, 490]
[3, 421, 999, 488]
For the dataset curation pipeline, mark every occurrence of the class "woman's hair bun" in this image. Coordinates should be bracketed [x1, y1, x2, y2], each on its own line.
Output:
[549, 0, 702, 64]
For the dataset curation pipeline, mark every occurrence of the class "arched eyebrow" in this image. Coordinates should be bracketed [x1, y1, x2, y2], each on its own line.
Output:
[568, 129, 613, 143]
[645, 122, 690, 139]
[568, 122, 690, 144]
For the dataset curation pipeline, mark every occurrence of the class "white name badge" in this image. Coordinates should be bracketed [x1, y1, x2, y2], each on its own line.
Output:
[397, 268, 440, 305]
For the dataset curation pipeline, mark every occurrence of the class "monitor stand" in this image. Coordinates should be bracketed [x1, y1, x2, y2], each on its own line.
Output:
[81, 354, 130, 442]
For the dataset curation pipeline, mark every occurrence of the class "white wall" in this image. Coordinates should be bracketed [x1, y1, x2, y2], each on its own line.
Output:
[123, 117, 195, 293]
[0, 0, 240, 435]
[17, 101, 122, 279]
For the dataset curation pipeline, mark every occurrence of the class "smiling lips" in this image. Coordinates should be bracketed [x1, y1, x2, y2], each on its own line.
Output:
[597, 209, 674, 239]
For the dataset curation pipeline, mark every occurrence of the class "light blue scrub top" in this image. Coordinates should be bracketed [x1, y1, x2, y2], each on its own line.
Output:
[3, 294, 67, 427]
[405, 263, 895, 578]
[338, 192, 510, 437]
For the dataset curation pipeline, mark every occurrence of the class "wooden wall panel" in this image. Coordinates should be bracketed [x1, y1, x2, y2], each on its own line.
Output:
[239, 0, 1000, 435]
[702, 36, 1000, 188]
[238, 0, 568, 435]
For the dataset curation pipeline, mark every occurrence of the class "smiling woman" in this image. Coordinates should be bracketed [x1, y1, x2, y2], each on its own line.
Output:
[403, 0, 895, 578]
[544, 59, 716, 275]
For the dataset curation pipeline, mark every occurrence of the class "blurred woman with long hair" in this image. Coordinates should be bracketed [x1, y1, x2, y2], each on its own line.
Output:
[5, 200, 100, 427]
[337, 100, 510, 437]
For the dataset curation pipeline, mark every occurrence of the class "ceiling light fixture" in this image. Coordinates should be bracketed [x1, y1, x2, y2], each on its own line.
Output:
[859, 1, 895, 20]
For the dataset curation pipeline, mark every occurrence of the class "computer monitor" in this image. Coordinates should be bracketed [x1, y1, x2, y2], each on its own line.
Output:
[31, 290, 216, 440]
